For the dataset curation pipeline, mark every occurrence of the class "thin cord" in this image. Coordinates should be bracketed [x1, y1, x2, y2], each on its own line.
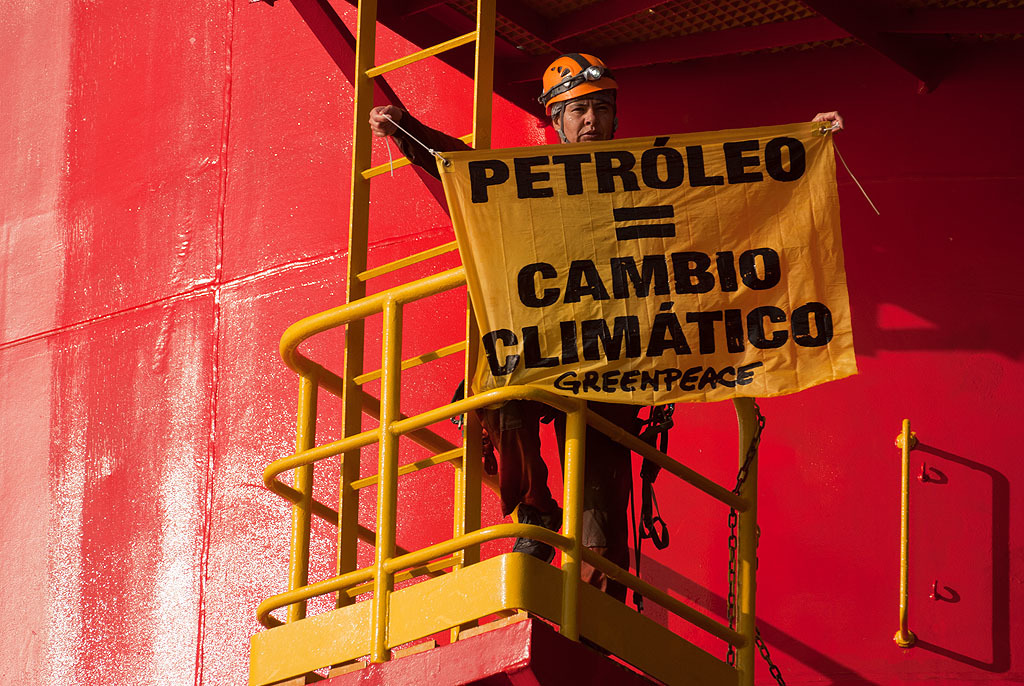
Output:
[383, 113, 451, 167]
[820, 123, 880, 216]
[833, 141, 880, 215]
[385, 136, 395, 177]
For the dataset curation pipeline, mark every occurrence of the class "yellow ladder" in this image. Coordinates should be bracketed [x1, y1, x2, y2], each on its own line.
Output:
[250, 2, 763, 684]
[338, 0, 496, 648]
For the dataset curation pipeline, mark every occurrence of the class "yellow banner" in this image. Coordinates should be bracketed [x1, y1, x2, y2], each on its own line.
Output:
[439, 122, 856, 404]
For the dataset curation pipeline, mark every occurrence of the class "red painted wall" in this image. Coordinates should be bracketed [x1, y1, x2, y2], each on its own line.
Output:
[2, 2, 1022, 684]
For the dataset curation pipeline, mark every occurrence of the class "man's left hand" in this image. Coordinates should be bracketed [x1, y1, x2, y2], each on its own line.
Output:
[812, 111, 844, 132]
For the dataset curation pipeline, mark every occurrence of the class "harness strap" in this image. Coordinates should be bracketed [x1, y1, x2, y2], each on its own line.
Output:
[631, 404, 674, 611]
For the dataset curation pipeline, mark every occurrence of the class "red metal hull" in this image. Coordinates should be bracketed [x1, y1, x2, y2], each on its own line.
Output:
[2, 2, 1023, 684]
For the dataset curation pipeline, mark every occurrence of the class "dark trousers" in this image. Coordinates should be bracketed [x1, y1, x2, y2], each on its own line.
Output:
[479, 400, 560, 518]
[479, 399, 640, 603]
[555, 401, 640, 603]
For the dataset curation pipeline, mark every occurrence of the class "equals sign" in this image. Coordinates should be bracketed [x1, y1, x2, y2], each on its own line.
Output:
[613, 205, 676, 240]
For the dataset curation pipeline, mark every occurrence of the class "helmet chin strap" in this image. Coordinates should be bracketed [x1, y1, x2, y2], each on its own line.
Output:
[551, 109, 569, 143]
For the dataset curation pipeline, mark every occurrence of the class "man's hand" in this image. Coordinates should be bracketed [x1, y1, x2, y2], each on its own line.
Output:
[369, 105, 404, 137]
[812, 111, 844, 132]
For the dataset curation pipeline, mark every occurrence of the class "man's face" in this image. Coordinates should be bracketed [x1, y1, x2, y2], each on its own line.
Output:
[554, 95, 615, 143]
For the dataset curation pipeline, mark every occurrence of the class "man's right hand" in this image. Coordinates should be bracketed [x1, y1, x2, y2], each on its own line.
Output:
[369, 105, 404, 137]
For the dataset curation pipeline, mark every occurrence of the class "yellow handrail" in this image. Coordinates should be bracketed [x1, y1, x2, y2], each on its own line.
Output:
[259, 503, 749, 650]
[894, 418, 917, 648]
[260, 351, 758, 635]
[280, 266, 466, 376]
[258, 273, 762, 680]
[252, 1, 764, 683]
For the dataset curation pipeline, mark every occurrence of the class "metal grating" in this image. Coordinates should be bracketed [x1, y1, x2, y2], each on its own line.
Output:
[768, 36, 858, 53]
[901, 0, 1024, 42]
[518, 0, 605, 19]
[580, 0, 817, 49]
[448, 0, 554, 55]
[447, 0, 1024, 63]
[901, 0, 1024, 8]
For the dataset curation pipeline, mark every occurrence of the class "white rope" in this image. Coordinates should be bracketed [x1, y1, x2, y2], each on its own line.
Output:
[833, 140, 881, 216]
[818, 122, 880, 215]
[383, 113, 451, 168]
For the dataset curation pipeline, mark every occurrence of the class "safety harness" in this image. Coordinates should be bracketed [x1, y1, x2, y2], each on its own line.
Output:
[450, 380, 497, 476]
[629, 403, 674, 612]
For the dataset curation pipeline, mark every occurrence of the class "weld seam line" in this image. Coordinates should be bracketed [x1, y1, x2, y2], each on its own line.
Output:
[193, 1, 234, 683]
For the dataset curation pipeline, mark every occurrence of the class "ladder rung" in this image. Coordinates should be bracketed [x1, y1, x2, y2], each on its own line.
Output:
[362, 134, 473, 180]
[357, 241, 460, 281]
[343, 555, 457, 598]
[363, 155, 413, 178]
[351, 447, 464, 490]
[366, 30, 477, 78]
[353, 341, 465, 385]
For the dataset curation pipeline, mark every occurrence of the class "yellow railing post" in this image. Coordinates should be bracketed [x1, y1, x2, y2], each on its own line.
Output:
[450, 315, 482, 643]
[370, 297, 403, 662]
[452, 402, 481, 570]
[733, 397, 759, 686]
[287, 375, 318, 623]
[559, 399, 587, 641]
[894, 418, 917, 648]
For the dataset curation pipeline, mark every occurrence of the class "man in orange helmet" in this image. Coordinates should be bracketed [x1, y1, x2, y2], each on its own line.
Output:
[368, 53, 642, 603]
[369, 53, 843, 604]
[537, 52, 618, 144]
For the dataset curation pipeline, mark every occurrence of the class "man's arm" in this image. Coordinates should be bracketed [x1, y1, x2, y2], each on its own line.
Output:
[369, 105, 472, 179]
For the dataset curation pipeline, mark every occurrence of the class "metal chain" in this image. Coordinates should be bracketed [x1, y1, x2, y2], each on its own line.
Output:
[755, 629, 786, 686]
[732, 401, 765, 495]
[726, 508, 739, 665]
[727, 401, 764, 650]
[725, 401, 785, 685]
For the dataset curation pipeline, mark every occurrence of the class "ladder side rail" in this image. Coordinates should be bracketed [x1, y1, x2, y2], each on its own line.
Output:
[471, 0, 495, 151]
[452, 0, 496, 641]
[336, 0, 379, 609]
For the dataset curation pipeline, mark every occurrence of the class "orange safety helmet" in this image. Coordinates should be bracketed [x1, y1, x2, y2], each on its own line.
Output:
[538, 53, 617, 114]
